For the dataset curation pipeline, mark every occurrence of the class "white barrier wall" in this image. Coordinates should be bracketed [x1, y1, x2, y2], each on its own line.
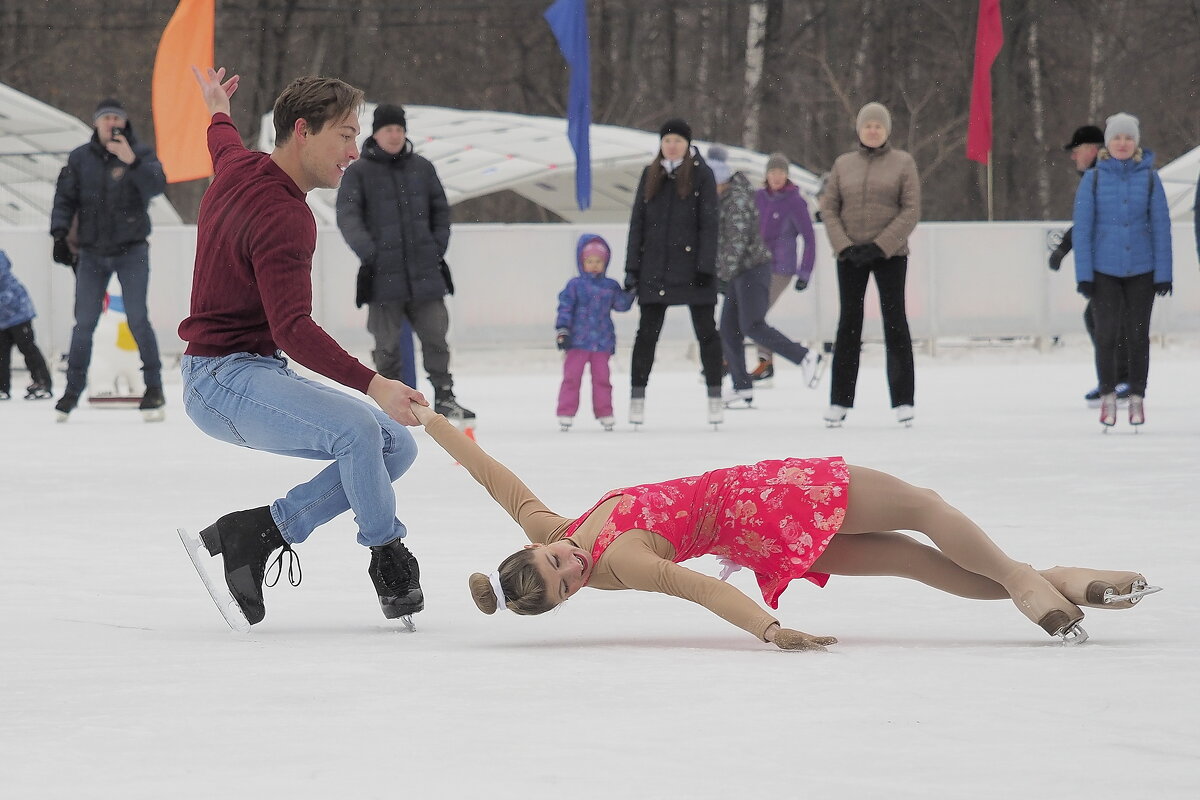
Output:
[5, 221, 1198, 360]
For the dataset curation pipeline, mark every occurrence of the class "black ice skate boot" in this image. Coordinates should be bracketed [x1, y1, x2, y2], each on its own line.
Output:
[54, 391, 79, 422]
[434, 388, 475, 422]
[368, 538, 424, 629]
[1004, 563, 1087, 643]
[139, 385, 166, 422]
[199, 506, 296, 625]
[1041, 567, 1162, 610]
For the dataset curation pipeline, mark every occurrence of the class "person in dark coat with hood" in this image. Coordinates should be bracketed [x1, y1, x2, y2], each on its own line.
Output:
[624, 118, 722, 427]
[336, 103, 474, 420]
[49, 97, 167, 420]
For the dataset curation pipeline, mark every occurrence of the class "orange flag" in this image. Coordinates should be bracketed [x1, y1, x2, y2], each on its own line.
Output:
[151, 0, 215, 183]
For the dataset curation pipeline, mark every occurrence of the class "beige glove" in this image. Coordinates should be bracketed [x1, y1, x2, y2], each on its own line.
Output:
[770, 626, 838, 651]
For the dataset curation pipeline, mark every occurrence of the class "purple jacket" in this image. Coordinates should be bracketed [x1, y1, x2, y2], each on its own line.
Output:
[755, 182, 816, 282]
[555, 233, 635, 354]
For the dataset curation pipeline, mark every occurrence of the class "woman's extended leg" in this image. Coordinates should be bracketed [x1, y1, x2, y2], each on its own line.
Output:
[810, 531, 1008, 599]
[838, 465, 1084, 636]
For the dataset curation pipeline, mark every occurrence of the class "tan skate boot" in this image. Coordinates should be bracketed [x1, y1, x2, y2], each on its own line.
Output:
[1041, 567, 1162, 610]
[1004, 564, 1087, 643]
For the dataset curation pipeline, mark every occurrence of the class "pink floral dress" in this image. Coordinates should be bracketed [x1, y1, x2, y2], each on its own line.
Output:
[564, 457, 850, 608]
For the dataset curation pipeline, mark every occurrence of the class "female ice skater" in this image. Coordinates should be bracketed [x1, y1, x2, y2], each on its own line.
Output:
[412, 403, 1157, 649]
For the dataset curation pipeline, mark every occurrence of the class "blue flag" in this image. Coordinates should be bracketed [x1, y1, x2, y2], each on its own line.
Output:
[544, 0, 591, 211]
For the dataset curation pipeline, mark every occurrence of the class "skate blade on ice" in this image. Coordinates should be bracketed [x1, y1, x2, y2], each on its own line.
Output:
[400, 615, 416, 632]
[1058, 623, 1088, 646]
[1104, 582, 1162, 605]
[142, 408, 166, 423]
[177, 527, 251, 633]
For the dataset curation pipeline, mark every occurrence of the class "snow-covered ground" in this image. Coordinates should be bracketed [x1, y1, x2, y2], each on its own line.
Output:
[3, 343, 1198, 799]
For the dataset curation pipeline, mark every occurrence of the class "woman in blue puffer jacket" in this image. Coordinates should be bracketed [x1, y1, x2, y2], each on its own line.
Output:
[1072, 112, 1172, 430]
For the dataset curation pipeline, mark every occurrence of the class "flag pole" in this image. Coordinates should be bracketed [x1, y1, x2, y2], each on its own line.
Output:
[987, 150, 994, 221]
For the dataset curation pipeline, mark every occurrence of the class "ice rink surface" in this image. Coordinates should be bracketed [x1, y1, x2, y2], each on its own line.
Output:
[3, 343, 1198, 799]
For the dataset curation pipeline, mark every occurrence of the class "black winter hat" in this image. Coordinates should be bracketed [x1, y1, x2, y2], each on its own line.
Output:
[1063, 125, 1104, 151]
[93, 98, 127, 122]
[372, 104, 407, 133]
[659, 117, 692, 142]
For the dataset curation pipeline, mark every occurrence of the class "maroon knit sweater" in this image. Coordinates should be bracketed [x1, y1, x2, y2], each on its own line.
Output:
[178, 113, 375, 394]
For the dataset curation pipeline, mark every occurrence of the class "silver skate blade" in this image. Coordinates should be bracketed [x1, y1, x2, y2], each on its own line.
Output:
[142, 408, 166, 423]
[399, 615, 416, 633]
[1059, 624, 1089, 646]
[177, 528, 251, 633]
[1104, 584, 1162, 605]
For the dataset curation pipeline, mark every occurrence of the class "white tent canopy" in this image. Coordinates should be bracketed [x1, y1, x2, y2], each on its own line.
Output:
[0, 82, 181, 228]
[1159, 145, 1199, 221]
[258, 104, 822, 225]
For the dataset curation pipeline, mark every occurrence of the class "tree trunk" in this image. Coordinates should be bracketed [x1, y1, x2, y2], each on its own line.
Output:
[1026, 19, 1050, 219]
[742, 0, 768, 150]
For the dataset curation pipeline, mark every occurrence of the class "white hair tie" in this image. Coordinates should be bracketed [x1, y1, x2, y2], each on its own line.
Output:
[488, 570, 509, 613]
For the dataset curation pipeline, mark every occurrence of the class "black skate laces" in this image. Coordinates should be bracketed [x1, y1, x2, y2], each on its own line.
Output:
[265, 543, 303, 589]
[379, 544, 413, 590]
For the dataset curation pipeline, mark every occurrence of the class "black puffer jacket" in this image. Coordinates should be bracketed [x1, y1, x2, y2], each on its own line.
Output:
[336, 137, 451, 304]
[624, 149, 719, 307]
[50, 123, 165, 255]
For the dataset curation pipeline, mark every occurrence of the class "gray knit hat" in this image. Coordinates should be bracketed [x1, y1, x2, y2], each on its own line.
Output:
[1104, 112, 1140, 146]
[765, 152, 789, 173]
[93, 98, 127, 122]
[855, 102, 891, 137]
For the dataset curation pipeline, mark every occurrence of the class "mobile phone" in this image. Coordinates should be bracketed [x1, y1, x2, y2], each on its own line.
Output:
[111, 126, 125, 141]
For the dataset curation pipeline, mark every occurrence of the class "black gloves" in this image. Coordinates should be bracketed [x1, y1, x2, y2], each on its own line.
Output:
[1048, 246, 1067, 271]
[623, 273, 638, 293]
[555, 328, 571, 351]
[355, 261, 375, 308]
[1076, 281, 1093, 299]
[694, 272, 713, 288]
[839, 243, 885, 267]
[794, 278, 808, 292]
[1154, 282, 1173, 297]
[439, 258, 455, 296]
[52, 237, 76, 268]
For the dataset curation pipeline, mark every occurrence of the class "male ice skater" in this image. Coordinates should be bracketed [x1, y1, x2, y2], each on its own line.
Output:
[177, 66, 427, 631]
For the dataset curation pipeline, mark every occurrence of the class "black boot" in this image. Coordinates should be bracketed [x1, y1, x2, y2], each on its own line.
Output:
[199, 506, 296, 625]
[368, 539, 424, 619]
[433, 388, 476, 421]
[139, 385, 165, 410]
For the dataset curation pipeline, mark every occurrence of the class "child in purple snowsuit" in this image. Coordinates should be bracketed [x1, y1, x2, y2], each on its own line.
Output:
[555, 234, 634, 430]
[0, 250, 54, 401]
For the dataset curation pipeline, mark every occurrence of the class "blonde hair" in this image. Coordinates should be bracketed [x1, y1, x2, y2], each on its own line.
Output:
[468, 549, 556, 616]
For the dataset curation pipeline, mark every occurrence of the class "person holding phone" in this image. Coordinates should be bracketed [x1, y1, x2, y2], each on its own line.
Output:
[50, 98, 167, 421]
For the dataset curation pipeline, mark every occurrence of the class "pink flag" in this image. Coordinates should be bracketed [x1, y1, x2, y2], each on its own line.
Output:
[966, 0, 1003, 163]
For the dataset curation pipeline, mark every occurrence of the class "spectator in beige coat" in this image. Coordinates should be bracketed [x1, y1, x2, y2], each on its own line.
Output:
[819, 101, 921, 428]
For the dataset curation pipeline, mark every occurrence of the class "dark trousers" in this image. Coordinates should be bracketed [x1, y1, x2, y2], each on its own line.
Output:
[367, 298, 453, 393]
[1083, 301, 1129, 386]
[0, 321, 52, 393]
[67, 242, 161, 394]
[719, 263, 809, 391]
[830, 255, 914, 408]
[1091, 272, 1155, 396]
[631, 302, 723, 390]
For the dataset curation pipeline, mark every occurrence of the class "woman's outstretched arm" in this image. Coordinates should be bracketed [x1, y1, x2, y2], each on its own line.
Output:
[414, 405, 570, 544]
[603, 534, 836, 650]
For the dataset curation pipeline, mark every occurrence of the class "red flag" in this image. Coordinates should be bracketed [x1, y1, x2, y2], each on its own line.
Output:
[152, 0, 215, 183]
[966, 0, 1003, 163]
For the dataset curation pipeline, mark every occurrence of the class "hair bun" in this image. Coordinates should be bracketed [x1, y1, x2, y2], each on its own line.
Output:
[468, 572, 499, 614]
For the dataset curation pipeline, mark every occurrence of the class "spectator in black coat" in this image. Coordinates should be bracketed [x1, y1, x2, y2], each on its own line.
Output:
[624, 118, 723, 427]
[1048, 124, 1130, 406]
[336, 104, 473, 420]
[50, 98, 167, 420]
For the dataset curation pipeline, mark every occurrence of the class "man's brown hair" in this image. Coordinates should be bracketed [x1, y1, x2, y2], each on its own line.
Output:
[272, 76, 364, 144]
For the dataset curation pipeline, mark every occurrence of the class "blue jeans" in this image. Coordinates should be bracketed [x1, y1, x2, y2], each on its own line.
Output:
[66, 243, 162, 394]
[181, 353, 417, 547]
